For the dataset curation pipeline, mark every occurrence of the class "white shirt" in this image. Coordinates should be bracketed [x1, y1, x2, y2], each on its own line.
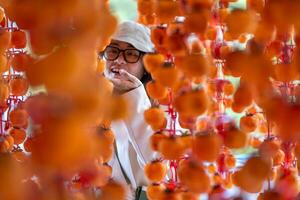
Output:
[108, 85, 155, 199]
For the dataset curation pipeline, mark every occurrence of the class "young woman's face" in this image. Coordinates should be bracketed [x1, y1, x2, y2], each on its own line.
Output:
[104, 40, 144, 80]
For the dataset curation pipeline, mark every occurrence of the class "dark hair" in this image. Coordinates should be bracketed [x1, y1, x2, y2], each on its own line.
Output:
[140, 54, 152, 84]
[140, 69, 152, 84]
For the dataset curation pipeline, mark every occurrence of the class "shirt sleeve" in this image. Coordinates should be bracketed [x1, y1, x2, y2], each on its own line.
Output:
[122, 85, 156, 168]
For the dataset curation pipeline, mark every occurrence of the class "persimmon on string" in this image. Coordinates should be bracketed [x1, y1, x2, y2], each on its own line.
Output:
[144, 160, 167, 183]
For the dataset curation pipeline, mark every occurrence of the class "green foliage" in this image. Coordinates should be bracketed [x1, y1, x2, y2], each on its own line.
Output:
[109, 0, 137, 22]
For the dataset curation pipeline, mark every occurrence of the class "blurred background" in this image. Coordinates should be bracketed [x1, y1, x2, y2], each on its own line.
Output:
[109, 0, 246, 22]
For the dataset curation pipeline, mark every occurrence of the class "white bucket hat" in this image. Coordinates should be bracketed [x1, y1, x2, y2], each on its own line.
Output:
[111, 21, 155, 53]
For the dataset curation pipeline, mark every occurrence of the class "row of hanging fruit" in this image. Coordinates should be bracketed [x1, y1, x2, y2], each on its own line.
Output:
[138, 0, 300, 199]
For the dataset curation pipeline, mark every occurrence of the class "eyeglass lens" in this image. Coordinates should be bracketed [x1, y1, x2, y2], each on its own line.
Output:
[104, 46, 141, 63]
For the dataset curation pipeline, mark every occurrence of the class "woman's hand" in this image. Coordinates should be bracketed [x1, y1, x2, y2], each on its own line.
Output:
[109, 69, 142, 95]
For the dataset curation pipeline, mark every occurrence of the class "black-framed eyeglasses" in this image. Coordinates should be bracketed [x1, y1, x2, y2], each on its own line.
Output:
[101, 46, 144, 63]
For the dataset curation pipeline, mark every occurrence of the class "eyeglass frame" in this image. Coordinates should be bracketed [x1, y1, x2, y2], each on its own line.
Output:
[99, 45, 145, 64]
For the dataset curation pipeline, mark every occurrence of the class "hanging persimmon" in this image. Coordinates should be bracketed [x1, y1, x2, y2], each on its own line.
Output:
[11, 30, 26, 49]
[150, 132, 168, 151]
[174, 89, 209, 117]
[144, 107, 167, 131]
[144, 160, 167, 182]
[239, 114, 258, 133]
[143, 53, 165, 74]
[9, 108, 29, 128]
[223, 127, 248, 149]
[192, 132, 222, 162]
[9, 76, 29, 96]
[146, 183, 165, 200]
[154, 0, 180, 24]
[152, 62, 181, 89]
[8, 128, 26, 145]
[146, 80, 168, 100]
[178, 159, 211, 193]
[175, 54, 209, 79]
[158, 136, 187, 160]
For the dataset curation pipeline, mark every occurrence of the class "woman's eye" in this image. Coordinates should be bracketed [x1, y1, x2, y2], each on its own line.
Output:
[126, 50, 139, 57]
[109, 49, 119, 54]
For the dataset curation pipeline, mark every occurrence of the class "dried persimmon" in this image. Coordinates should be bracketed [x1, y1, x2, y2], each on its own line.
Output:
[144, 107, 167, 131]
[146, 80, 168, 100]
[9, 108, 29, 128]
[8, 128, 26, 145]
[192, 132, 222, 162]
[9, 77, 29, 96]
[239, 114, 258, 133]
[178, 159, 211, 193]
[144, 160, 167, 182]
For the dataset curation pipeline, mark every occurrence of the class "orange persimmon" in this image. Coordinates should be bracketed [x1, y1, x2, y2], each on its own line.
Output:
[0, 139, 9, 153]
[158, 136, 186, 160]
[144, 160, 167, 182]
[239, 114, 258, 133]
[154, 0, 180, 24]
[223, 127, 247, 149]
[150, 26, 167, 53]
[137, 0, 154, 15]
[174, 89, 209, 117]
[144, 107, 167, 131]
[150, 132, 168, 151]
[146, 184, 165, 200]
[143, 53, 165, 73]
[8, 128, 26, 145]
[9, 108, 29, 128]
[225, 9, 258, 39]
[9, 77, 29, 96]
[175, 54, 209, 78]
[146, 80, 168, 100]
[184, 10, 210, 34]
[224, 154, 236, 169]
[5, 135, 14, 151]
[178, 115, 197, 130]
[259, 139, 280, 161]
[11, 30, 26, 49]
[152, 63, 181, 88]
[23, 137, 33, 152]
[178, 159, 211, 193]
[250, 137, 262, 148]
[192, 132, 222, 162]
[11, 53, 33, 72]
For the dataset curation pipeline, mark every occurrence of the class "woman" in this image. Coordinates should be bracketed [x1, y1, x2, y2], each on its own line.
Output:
[101, 21, 155, 200]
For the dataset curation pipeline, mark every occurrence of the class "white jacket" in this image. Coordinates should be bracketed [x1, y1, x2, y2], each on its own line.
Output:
[108, 85, 155, 198]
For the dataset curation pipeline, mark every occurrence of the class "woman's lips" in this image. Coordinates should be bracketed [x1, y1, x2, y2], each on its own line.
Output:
[110, 68, 123, 78]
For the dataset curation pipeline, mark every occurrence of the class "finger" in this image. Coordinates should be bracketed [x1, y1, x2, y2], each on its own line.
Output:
[119, 69, 142, 85]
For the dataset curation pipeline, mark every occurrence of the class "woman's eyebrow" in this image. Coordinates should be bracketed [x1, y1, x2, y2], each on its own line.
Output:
[126, 44, 134, 48]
